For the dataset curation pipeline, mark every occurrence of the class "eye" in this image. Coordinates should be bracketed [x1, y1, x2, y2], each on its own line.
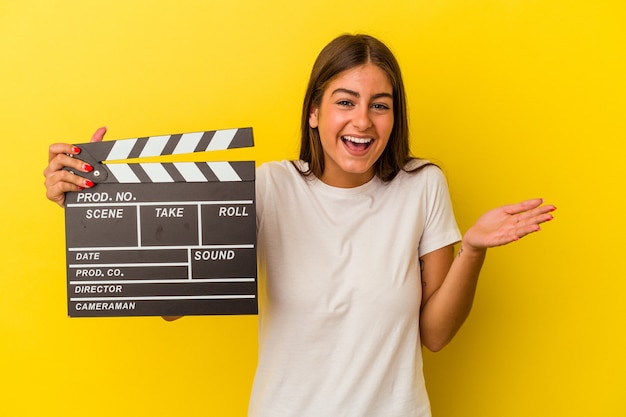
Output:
[371, 103, 391, 111]
[336, 99, 354, 107]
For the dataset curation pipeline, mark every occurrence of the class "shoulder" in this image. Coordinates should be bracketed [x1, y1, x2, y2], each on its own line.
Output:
[403, 158, 434, 171]
[391, 160, 453, 205]
[258, 160, 304, 174]
[256, 161, 312, 217]
[397, 159, 446, 184]
[257, 160, 306, 183]
[256, 160, 311, 195]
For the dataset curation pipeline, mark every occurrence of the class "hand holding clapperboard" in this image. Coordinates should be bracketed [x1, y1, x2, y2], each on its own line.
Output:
[63, 127, 257, 317]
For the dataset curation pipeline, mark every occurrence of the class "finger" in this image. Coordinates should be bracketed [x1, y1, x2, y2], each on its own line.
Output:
[48, 142, 80, 164]
[90, 126, 107, 143]
[48, 127, 106, 163]
[535, 204, 557, 215]
[516, 210, 555, 239]
[514, 226, 540, 241]
[44, 152, 94, 178]
[530, 211, 555, 226]
[503, 198, 544, 215]
[45, 178, 84, 207]
[45, 168, 95, 190]
[518, 203, 557, 224]
[44, 170, 95, 207]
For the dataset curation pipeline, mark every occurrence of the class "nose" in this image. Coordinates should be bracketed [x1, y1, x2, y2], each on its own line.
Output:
[352, 106, 372, 131]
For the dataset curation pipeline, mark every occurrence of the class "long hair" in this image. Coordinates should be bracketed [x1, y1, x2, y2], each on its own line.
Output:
[298, 34, 422, 182]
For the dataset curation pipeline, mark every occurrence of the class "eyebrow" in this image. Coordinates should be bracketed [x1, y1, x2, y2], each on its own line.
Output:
[330, 88, 393, 100]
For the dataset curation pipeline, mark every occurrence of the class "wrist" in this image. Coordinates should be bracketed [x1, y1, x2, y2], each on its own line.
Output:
[458, 241, 487, 258]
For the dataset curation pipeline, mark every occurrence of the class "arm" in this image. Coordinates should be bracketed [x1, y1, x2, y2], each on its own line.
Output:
[419, 198, 556, 352]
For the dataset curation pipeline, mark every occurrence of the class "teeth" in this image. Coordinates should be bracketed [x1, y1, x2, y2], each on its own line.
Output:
[343, 135, 372, 144]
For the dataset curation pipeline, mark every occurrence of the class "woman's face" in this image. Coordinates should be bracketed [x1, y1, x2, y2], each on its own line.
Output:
[309, 63, 394, 188]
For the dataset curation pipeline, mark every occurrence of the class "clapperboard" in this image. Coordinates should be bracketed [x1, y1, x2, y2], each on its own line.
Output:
[64, 127, 257, 317]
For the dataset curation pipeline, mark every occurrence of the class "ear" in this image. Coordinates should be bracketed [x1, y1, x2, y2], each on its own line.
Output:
[309, 105, 319, 129]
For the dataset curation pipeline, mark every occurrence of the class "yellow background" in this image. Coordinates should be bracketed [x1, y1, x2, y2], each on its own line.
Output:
[1, 1, 624, 416]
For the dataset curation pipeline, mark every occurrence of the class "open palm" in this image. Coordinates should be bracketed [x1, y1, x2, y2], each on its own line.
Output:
[463, 198, 556, 250]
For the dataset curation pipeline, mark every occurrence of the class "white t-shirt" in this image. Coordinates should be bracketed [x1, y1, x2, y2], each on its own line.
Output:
[250, 160, 461, 417]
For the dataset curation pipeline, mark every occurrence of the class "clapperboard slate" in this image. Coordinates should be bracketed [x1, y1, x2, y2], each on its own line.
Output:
[64, 127, 257, 317]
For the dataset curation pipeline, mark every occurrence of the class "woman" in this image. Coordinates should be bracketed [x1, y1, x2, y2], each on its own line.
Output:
[44, 34, 555, 416]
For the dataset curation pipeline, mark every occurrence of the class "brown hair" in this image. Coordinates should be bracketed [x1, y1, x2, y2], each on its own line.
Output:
[298, 34, 426, 181]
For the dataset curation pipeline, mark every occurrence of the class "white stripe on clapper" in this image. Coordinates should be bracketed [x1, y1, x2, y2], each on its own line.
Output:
[107, 138, 138, 160]
[207, 162, 241, 181]
[206, 128, 237, 151]
[141, 163, 174, 182]
[173, 162, 208, 182]
[173, 132, 203, 154]
[139, 135, 169, 158]
[107, 164, 141, 183]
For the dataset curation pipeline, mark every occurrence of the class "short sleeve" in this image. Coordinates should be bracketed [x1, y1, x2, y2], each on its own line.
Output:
[418, 166, 462, 256]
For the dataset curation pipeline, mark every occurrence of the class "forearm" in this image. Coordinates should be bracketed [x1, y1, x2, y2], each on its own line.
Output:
[419, 198, 555, 351]
[420, 243, 486, 351]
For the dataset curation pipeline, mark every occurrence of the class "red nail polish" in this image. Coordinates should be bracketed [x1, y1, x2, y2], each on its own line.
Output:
[83, 164, 93, 172]
[72, 146, 81, 154]
[85, 179, 94, 187]
[77, 186, 84, 191]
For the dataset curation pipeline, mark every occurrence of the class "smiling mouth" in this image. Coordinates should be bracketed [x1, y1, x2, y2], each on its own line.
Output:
[342, 135, 373, 151]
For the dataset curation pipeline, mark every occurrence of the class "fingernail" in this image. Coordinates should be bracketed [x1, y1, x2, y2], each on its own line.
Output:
[84, 179, 94, 187]
[72, 146, 81, 154]
[83, 164, 93, 172]
[77, 186, 84, 191]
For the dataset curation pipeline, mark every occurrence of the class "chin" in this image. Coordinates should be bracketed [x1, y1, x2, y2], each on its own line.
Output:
[342, 161, 376, 175]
